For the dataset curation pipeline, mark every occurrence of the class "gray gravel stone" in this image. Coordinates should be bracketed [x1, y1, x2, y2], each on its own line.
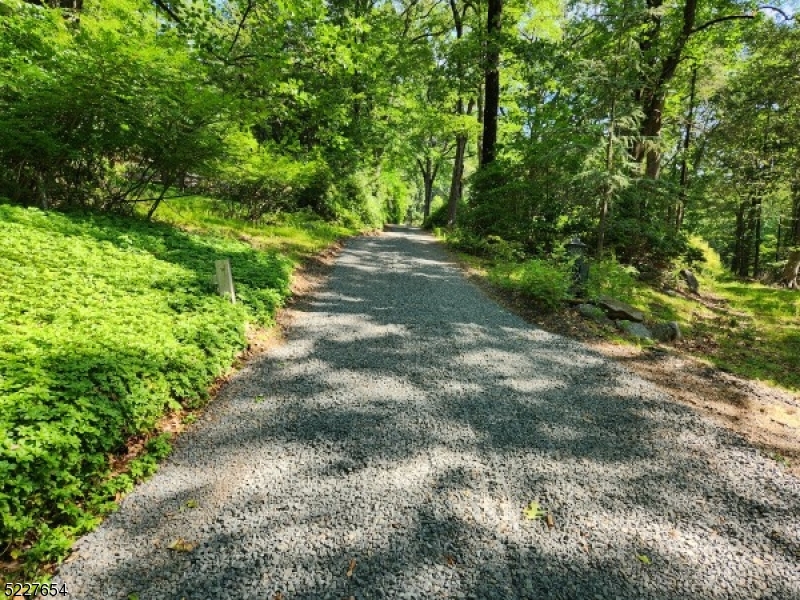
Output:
[55, 227, 799, 600]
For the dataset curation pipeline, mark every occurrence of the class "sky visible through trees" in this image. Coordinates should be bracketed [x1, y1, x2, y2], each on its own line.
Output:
[2, 0, 800, 274]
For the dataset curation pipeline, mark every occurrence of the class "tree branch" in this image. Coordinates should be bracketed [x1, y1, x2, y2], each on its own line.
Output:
[409, 28, 450, 42]
[691, 13, 755, 35]
[758, 5, 793, 21]
[152, 0, 182, 24]
[229, 0, 255, 55]
[416, 158, 426, 178]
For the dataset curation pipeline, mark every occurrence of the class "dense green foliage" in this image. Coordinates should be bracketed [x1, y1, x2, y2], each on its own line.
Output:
[0, 202, 308, 567]
[0, 0, 408, 226]
[2, 0, 800, 575]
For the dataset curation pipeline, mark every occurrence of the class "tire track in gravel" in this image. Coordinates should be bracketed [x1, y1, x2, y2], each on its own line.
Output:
[56, 226, 799, 600]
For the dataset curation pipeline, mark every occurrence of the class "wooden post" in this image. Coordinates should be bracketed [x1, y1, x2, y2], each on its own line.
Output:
[214, 259, 236, 303]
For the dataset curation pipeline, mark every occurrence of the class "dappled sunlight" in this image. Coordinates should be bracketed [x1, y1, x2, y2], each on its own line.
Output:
[57, 228, 800, 599]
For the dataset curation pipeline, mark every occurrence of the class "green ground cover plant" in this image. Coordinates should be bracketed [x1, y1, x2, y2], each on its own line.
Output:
[0, 200, 357, 573]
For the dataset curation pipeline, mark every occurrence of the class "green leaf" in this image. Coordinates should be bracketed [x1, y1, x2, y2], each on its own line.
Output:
[522, 501, 547, 520]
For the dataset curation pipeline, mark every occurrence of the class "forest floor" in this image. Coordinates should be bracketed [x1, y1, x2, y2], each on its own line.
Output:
[456, 258, 800, 479]
[55, 226, 799, 600]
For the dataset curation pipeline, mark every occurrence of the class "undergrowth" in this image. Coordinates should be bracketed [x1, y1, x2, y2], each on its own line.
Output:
[0, 200, 357, 575]
[150, 195, 358, 261]
[437, 228, 800, 392]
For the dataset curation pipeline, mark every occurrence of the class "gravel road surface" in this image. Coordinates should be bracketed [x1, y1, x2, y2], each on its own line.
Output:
[56, 227, 799, 600]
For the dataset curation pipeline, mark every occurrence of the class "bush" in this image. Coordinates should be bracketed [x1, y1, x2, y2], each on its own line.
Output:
[585, 256, 640, 304]
[0, 0, 224, 211]
[490, 258, 572, 311]
[209, 131, 331, 221]
[444, 228, 526, 262]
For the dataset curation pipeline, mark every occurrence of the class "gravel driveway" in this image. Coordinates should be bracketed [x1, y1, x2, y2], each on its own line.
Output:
[56, 227, 799, 600]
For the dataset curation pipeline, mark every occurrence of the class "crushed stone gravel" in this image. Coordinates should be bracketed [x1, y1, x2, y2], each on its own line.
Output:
[56, 226, 800, 600]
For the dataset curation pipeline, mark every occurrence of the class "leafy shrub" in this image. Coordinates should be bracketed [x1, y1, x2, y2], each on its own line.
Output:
[0, 0, 224, 211]
[490, 259, 572, 311]
[586, 256, 640, 304]
[323, 171, 386, 228]
[444, 228, 526, 262]
[209, 131, 330, 221]
[0, 203, 293, 568]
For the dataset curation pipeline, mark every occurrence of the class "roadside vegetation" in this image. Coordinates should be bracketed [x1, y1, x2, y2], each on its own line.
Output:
[3, 0, 800, 583]
[0, 200, 360, 577]
[437, 228, 800, 393]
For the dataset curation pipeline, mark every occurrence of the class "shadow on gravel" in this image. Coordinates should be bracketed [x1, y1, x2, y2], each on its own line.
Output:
[62, 227, 799, 600]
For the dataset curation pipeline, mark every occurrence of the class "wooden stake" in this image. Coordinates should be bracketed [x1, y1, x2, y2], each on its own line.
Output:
[214, 259, 236, 303]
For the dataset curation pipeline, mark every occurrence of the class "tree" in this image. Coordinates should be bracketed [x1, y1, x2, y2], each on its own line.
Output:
[480, 0, 502, 165]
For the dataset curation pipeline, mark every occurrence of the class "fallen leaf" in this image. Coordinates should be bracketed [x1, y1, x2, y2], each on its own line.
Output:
[523, 501, 547, 520]
[637, 554, 652, 565]
[347, 558, 357, 577]
[168, 538, 196, 552]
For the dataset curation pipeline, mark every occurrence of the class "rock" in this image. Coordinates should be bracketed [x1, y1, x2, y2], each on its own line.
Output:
[680, 269, 699, 294]
[597, 296, 645, 322]
[577, 304, 614, 327]
[617, 320, 653, 340]
[652, 321, 681, 343]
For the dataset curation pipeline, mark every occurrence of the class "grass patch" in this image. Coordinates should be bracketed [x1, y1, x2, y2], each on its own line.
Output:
[148, 195, 356, 261]
[703, 281, 800, 390]
[0, 199, 360, 575]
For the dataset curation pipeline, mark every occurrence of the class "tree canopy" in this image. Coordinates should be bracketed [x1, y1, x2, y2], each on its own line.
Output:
[1, 0, 799, 273]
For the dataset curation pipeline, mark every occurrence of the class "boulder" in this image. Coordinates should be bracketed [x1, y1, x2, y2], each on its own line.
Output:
[577, 303, 614, 327]
[617, 320, 653, 340]
[652, 321, 681, 343]
[597, 295, 645, 322]
[680, 269, 699, 294]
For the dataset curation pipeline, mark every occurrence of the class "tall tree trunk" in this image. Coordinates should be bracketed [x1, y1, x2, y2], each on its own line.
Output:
[446, 2, 470, 228]
[423, 176, 433, 218]
[418, 157, 437, 219]
[480, 0, 502, 166]
[791, 181, 800, 247]
[676, 66, 698, 231]
[781, 249, 800, 288]
[640, 93, 666, 179]
[753, 196, 763, 277]
[733, 200, 748, 276]
[476, 84, 484, 167]
[447, 133, 468, 226]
